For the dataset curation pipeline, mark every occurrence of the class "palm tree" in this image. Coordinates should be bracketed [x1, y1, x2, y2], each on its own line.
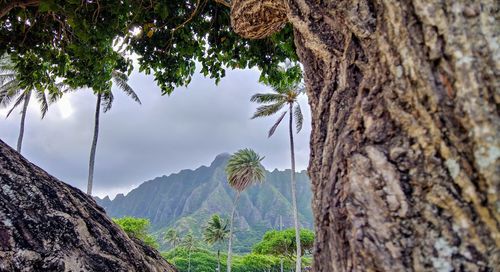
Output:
[86, 70, 141, 195]
[250, 76, 304, 272]
[225, 148, 265, 272]
[0, 56, 62, 153]
[164, 228, 181, 250]
[204, 214, 230, 272]
[181, 232, 198, 272]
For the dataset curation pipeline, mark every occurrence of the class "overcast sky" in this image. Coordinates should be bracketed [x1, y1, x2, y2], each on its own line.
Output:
[0, 67, 311, 198]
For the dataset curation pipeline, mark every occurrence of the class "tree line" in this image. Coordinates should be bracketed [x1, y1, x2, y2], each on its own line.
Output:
[115, 215, 314, 272]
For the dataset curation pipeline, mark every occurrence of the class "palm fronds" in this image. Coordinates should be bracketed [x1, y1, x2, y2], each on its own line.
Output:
[294, 103, 303, 133]
[251, 101, 286, 119]
[101, 91, 114, 112]
[204, 214, 229, 245]
[268, 110, 287, 138]
[112, 71, 141, 105]
[6, 92, 27, 118]
[0, 80, 21, 107]
[250, 93, 284, 104]
[34, 89, 49, 118]
[225, 149, 265, 192]
[164, 228, 181, 248]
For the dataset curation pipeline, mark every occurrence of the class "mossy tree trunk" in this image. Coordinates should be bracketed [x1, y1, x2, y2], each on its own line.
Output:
[285, 0, 499, 271]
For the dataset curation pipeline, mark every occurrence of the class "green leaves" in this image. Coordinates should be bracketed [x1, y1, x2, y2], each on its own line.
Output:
[113, 216, 159, 249]
[253, 228, 314, 258]
[164, 228, 181, 248]
[1, 0, 298, 96]
[204, 214, 229, 246]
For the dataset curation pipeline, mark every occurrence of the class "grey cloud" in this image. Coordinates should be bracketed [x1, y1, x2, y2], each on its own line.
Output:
[0, 68, 311, 197]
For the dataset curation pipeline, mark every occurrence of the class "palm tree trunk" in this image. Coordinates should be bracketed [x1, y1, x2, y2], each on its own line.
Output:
[279, 215, 284, 272]
[87, 93, 101, 195]
[288, 103, 301, 272]
[226, 191, 240, 272]
[16, 90, 31, 153]
[217, 249, 221, 272]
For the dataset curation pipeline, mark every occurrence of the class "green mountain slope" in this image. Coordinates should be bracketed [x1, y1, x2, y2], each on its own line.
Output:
[95, 153, 313, 252]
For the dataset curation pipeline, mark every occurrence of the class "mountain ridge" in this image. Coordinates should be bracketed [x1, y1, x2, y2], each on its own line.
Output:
[95, 153, 313, 252]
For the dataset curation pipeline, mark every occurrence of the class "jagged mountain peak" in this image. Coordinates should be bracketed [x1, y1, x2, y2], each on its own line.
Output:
[95, 153, 313, 252]
[210, 152, 231, 167]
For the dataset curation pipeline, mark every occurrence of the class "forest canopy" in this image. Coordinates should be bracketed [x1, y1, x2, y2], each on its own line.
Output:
[0, 0, 300, 95]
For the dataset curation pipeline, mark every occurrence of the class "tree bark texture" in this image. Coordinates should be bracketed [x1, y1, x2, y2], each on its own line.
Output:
[289, 103, 302, 271]
[87, 93, 101, 195]
[286, 0, 499, 271]
[16, 91, 31, 154]
[0, 139, 177, 271]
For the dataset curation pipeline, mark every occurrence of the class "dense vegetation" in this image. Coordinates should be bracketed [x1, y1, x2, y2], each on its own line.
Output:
[113, 216, 159, 249]
[114, 216, 314, 272]
[1, 1, 299, 95]
[162, 248, 305, 272]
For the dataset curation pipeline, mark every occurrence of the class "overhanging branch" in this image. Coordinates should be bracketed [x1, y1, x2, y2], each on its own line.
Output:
[0, 0, 40, 19]
[213, 0, 230, 8]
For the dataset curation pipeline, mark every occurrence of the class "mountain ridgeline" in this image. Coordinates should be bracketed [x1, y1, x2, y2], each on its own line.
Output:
[95, 153, 313, 252]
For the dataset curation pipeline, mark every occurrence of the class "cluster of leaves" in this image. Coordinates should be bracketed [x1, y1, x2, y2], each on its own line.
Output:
[162, 247, 303, 272]
[113, 216, 159, 249]
[253, 228, 314, 259]
[1, 0, 300, 95]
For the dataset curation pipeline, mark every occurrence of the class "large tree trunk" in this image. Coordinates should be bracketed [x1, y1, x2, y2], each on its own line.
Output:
[16, 90, 31, 153]
[0, 139, 177, 271]
[288, 103, 302, 271]
[286, 0, 499, 271]
[87, 93, 101, 195]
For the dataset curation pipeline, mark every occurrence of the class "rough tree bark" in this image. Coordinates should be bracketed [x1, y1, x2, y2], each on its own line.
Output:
[284, 0, 499, 271]
[0, 139, 177, 271]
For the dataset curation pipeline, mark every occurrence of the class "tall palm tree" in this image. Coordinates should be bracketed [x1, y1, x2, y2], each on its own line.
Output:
[0, 56, 62, 153]
[225, 148, 265, 272]
[181, 232, 198, 272]
[204, 214, 230, 272]
[86, 70, 141, 195]
[164, 228, 181, 249]
[250, 77, 304, 272]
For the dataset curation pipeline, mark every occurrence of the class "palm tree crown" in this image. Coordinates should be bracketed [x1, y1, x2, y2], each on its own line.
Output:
[251, 78, 304, 138]
[0, 55, 64, 153]
[0, 55, 62, 119]
[225, 148, 266, 192]
[164, 228, 181, 249]
[204, 214, 229, 245]
[182, 232, 197, 250]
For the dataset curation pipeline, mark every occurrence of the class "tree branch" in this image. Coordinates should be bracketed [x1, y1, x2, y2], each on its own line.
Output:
[0, 0, 40, 19]
[212, 0, 230, 8]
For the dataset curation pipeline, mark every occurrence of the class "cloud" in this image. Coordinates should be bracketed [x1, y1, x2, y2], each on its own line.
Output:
[0, 68, 311, 198]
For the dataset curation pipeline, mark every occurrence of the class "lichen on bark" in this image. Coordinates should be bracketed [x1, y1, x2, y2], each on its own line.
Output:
[278, 0, 499, 271]
[0, 140, 176, 272]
